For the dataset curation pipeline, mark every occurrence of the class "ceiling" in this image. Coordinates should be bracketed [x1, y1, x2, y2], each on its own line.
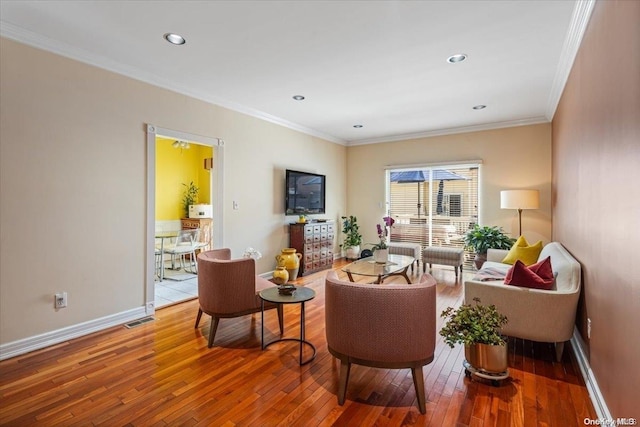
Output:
[0, 1, 594, 145]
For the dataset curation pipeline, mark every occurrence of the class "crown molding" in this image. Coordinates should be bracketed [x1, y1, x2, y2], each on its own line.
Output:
[1, 14, 572, 148]
[0, 22, 346, 145]
[545, 0, 596, 120]
[346, 116, 550, 146]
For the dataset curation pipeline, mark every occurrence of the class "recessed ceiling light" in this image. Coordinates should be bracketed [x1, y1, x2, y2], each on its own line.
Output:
[292, 95, 305, 101]
[472, 105, 487, 110]
[447, 54, 467, 64]
[353, 125, 363, 128]
[164, 33, 186, 45]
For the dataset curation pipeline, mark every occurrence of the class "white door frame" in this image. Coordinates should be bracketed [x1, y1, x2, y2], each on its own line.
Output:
[145, 124, 225, 315]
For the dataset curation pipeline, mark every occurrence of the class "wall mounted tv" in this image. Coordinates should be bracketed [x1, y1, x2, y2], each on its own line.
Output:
[285, 169, 326, 215]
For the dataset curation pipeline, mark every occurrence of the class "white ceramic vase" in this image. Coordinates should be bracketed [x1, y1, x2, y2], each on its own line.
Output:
[373, 249, 388, 263]
[345, 245, 361, 260]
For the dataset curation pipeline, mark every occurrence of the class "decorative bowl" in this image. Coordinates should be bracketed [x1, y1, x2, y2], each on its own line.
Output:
[277, 284, 296, 296]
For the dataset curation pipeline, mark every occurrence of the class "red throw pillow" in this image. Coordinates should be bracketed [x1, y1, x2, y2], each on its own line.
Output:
[505, 257, 554, 290]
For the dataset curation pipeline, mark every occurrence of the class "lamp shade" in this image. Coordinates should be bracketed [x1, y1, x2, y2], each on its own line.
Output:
[500, 190, 539, 210]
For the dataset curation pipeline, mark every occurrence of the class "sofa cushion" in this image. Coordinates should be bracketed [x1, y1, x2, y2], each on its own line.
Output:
[505, 257, 554, 290]
[502, 236, 543, 266]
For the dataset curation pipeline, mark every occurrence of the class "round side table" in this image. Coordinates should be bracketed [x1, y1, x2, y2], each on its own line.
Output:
[259, 286, 316, 365]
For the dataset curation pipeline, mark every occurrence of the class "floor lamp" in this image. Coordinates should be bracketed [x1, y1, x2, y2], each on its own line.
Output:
[500, 190, 540, 236]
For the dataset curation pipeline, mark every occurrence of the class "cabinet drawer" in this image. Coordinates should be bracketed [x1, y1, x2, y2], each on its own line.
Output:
[181, 220, 201, 229]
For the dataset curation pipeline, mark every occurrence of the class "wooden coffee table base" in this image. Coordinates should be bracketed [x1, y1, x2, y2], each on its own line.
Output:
[342, 255, 415, 284]
[345, 267, 411, 284]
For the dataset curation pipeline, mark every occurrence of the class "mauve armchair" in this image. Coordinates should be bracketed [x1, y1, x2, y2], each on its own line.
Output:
[195, 249, 283, 348]
[324, 271, 437, 413]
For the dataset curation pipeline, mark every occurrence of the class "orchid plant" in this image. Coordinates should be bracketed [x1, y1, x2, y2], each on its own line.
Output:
[371, 216, 395, 250]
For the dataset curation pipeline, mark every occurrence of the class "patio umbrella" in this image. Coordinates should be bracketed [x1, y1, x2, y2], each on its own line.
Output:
[390, 169, 467, 216]
[437, 180, 445, 214]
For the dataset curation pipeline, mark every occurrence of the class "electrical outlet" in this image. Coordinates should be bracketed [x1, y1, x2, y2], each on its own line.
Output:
[233, 201, 239, 210]
[587, 318, 592, 339]
[55, 292, 67, 309]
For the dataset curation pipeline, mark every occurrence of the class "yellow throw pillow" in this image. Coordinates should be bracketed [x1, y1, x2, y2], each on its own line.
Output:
[501, 236, 543, 266]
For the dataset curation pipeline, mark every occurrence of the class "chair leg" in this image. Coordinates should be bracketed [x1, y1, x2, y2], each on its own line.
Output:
[277, 304, 284, 335]
[337, 359, 351, 405]
[208, 316, 220, 348]
[192, 251, 197, 273]
[195, 308, 203, 328]
[555, 341, 565, 362]
[411, 366, 426, 414]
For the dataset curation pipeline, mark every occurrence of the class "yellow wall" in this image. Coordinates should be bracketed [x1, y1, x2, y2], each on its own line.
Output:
[155, 137, 212, 220]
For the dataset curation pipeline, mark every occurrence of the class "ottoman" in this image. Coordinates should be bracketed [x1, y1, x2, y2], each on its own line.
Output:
[388, 242, 421, 273]
[422, 246, 464, 278]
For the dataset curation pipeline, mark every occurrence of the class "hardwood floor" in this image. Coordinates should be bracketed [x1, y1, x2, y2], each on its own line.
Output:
[0, 260, 596, 426]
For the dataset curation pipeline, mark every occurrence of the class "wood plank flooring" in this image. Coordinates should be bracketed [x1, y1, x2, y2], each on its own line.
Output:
[0, 260, 596, 426]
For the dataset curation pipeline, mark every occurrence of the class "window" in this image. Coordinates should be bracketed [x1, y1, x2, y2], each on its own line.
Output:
[387, 164, 480, 268]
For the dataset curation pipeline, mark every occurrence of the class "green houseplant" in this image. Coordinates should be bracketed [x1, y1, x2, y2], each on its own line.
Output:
[341, 215, 363, 260]
[463, 224, 514, 269]
[440, 297, 509, 374]
[182, 181, 199, 218]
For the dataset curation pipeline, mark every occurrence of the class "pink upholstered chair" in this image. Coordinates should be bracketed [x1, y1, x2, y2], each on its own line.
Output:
[324, 271, 437, 413]
[195, 249, 283, 348]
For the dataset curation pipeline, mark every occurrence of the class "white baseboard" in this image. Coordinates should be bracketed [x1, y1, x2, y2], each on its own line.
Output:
[571, 328, 612, 419]
[0, 306, 148, 361]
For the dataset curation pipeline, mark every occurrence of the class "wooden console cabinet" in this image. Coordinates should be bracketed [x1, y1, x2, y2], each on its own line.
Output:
[289, 221, 335, 276]
[181, 218, 213, 251]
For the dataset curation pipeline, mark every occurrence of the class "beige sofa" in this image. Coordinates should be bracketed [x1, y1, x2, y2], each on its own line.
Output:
[464, 242, 581, 361]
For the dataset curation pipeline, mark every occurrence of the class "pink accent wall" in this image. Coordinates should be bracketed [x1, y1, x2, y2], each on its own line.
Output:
[552, 0, 640, 417]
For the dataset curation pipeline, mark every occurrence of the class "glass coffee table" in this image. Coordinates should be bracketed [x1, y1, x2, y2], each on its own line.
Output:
[342, 254, 414, 284]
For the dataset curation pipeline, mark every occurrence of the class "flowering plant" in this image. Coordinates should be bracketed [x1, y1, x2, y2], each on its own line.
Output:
[242, 247, 262, 260]
[371, 216, 395, 250]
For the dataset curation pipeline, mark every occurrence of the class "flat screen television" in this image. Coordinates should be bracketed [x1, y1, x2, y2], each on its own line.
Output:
[285, 169, 326, 215]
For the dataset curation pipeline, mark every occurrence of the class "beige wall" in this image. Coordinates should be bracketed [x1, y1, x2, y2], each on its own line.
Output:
[346, 124, 552, 247]
[0, 38, 346, 344]
[552, 0, 639, 417]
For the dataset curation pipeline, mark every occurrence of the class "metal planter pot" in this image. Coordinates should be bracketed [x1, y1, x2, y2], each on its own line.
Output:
[465, 343, 508, 374]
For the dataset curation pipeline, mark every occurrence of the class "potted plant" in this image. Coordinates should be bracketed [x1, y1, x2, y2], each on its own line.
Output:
[370, 216, 395, 263]
[182, 181, 199, 218]
[463, 224, 514, 269]
[440, 297, 509, 375]
[341, 215, 363, 260]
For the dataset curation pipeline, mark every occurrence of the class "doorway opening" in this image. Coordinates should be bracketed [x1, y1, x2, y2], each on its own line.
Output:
[145, 124, 224, 315]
